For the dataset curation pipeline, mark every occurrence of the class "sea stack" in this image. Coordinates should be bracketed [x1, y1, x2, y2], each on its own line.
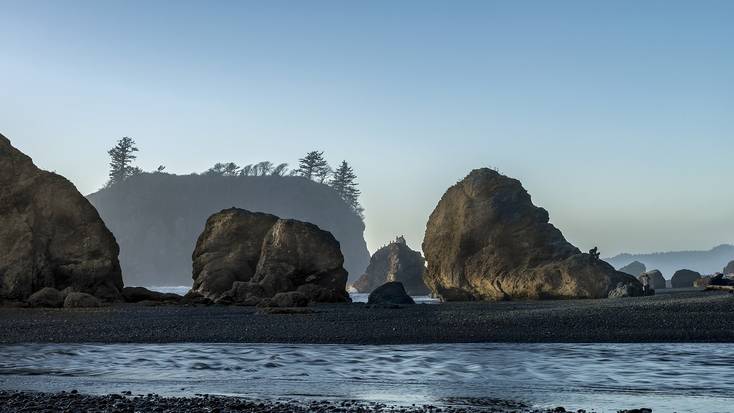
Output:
[191, 208, 350, 305]
[619, 261, 646, 276]
[422, 168, 641, 301]
[0, 132, 123, 303]
[352, 236, 429, 295]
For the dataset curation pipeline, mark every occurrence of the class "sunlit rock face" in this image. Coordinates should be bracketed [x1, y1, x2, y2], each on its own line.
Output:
[191, 208, 350, 305]
[422, 168, 640, 301]
[0, 133, 123, 302]
[352, 236, 429, 295]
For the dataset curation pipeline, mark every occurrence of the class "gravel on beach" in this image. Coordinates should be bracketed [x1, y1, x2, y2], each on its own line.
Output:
[0, 390, 609, 413]
[0, 289, 732, 344]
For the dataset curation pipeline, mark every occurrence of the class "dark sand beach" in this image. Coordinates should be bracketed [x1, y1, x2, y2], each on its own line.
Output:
[2, 289, 732, 344]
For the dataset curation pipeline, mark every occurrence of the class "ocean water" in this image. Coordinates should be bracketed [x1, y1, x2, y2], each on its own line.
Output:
[143, 286, 441, 304]
[1, 343, 732, 412]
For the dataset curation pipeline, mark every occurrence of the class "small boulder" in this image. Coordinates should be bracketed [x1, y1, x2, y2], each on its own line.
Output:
[268, 291, 309, 308]
[671, 269, 701, 288]
[368, 282, 415, 305]
[27, 287, 65, 308]
[64, 292, 102, 308]
[608, 282, 645, 298]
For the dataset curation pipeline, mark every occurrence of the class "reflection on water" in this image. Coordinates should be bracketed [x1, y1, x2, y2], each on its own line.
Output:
[0, 343, 732, 412]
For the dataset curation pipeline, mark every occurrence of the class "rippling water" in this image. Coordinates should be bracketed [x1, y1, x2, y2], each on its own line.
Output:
[1, 343, 732, 412]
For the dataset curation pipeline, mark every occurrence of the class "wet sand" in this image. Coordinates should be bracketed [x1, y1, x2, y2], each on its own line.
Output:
[1, 289, 732, 344]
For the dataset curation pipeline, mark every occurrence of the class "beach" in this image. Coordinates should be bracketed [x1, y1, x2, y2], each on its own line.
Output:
[2, 289, 732, 344]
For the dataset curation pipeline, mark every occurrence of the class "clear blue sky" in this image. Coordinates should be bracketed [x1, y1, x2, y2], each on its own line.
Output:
[2, 0, 732, 256]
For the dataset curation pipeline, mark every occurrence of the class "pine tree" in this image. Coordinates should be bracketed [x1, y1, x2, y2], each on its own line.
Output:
[205, 162, 240, 176]
[297, 151, 330, 181]
[330, 160, 363, 217]
[107, 137, 139, 186]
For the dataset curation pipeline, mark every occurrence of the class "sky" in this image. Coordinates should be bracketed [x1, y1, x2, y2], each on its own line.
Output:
[1, 0, 732, 256]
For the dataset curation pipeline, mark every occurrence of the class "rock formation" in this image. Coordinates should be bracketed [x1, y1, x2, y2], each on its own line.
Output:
[0, 133, 123, 303]
[607, 244, 734, 279]
[367, 282, 415, 305]
[87, 172, 370, 286]
[671, 269, 701, 288]
[352, 236, 429, 295]
[608, 282, 645, 298]
[724, 261, 734, 275]
[422, 168, 641, 301]
[619, 261, 646, 277]
[191, 208, 350, 305]
[639, 270, 666, 290]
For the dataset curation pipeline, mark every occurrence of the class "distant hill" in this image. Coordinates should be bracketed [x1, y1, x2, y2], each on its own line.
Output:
[87, 173, 370, 286]
[606, 244, 734, 278]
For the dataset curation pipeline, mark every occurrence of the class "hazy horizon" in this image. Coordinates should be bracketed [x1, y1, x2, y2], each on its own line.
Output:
[2, 0, 733, 256]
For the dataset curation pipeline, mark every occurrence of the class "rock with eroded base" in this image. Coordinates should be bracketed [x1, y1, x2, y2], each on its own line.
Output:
[0, 133, 123, 302]
[191, 208, 350, 305]
[422, 168, 641, 301]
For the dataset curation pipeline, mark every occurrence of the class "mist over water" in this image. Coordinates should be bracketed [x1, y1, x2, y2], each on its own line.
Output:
[0, 343, 732, 412]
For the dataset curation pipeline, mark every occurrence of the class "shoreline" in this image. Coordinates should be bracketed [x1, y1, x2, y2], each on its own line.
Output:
[1, 289, 732, 344]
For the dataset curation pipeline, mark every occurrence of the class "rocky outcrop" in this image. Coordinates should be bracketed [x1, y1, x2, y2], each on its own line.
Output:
[671, 269, 701, 288]
[724, 261, 734, 275]
[121, 287, 181, 303]
[87, 172, 370, 286]
[352, 236, 429, 295]
[640, 270, 666, 290]
[191, 208, 350, 305]
[0, 133, 123, 303]
[693, 276, 713, 287]
[619, 261, 646, 277]
[367, 282, 415, 305]
[27, 287, 65, 308]
[422, 168, 641, 301]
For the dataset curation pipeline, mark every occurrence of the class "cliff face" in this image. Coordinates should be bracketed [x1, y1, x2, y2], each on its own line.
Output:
[87, 173, 369, 286]
[422, 168, 640, 301]
[0, 133, 122, 301]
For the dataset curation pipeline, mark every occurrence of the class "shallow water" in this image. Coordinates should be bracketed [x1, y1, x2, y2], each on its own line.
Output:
[1, 343, 732, 412]
[143, 286, 441, 304]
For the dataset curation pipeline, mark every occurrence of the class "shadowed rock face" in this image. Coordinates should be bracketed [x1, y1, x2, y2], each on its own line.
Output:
[724, 261, 734, 275]
[422, 168, 640, 301]
[671, 269, 701, 288]
[0, 133, 123, 302]
[192, 208, 349, 305]
[619, 261, 646, 277]
[352, 237, 429, 295]
[640, 270, 666, 289]
[367, 282, 415, 305]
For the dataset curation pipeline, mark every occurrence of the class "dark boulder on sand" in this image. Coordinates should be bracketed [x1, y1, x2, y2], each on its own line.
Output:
[671, 269, 701, 288]
[352, 236, 429, 295]
[27, 287, 65, 308]
[367, 282, 415, 305]
[0, 133, 123, 303]
[191, 208, 350, 305]
[639, 270, 666, 290]
[63, 292, 102, 308]
[619, 261, 646, 277]
[422, 168, 641, 301]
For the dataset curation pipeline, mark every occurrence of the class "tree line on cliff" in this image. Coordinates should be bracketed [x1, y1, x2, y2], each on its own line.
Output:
[105, 137, 363, 218]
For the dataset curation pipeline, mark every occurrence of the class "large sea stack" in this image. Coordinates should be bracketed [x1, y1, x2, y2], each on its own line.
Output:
[191, 208, 350, 305]
[0, 133, 123, 302]
[352, 236, 429, 295]
[619, 261, 646, 277]
[87, 172, 370, 286]
[422, 168, 641, 301]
